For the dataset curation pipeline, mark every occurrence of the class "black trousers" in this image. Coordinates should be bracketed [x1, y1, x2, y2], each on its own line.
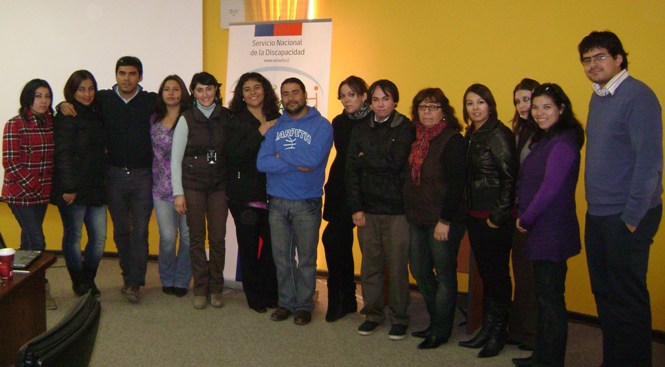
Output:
[467, 217, 514, 305]
[533, 260, 568, 367]
[321, 218, 356, 296]
[229, 201, 278, 309]
[585, 205, 661, 367]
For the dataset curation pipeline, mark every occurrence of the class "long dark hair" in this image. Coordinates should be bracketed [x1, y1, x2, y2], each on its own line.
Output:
[411, 87, 461, 131]
[19, 79, 54, 117]
[511, 78, 540, 136]
[155, 75, 190, 123]
[228, 72, 279, 117]
[462, 83, 497, 130]
[63, 70, 98, 104]
[529, 83, 585, 148]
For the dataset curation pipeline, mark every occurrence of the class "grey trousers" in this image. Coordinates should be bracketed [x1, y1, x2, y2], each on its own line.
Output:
[358, 214, 410, 325]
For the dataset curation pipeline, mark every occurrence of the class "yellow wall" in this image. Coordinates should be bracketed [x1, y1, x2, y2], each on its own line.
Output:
[202, 0, 665, 330]
[2, 0, 662, 331]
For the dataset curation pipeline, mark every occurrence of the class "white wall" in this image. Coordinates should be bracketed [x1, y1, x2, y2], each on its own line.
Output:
[0, 0, 203, 178]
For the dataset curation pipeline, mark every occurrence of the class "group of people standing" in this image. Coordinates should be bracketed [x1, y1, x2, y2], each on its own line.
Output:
[1, 30, 661, 367]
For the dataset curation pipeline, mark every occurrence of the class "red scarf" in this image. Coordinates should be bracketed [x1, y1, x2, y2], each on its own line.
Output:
[409, 119, 446, 186]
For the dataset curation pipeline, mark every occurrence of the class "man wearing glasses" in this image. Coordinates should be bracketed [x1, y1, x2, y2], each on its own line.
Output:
[578, 31, 662, 367]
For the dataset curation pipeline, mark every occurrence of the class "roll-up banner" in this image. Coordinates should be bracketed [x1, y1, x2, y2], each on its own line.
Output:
[223, 19, 333, 287]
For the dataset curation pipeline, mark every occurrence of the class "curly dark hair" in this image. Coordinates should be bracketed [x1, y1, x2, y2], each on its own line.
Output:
[228, 72, 279, 117]
[411, 87, 461, 131]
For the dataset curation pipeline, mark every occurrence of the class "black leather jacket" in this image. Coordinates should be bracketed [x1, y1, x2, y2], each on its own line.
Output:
[466, 119, 517, 226]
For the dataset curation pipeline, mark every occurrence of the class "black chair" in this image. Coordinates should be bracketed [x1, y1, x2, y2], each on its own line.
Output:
[15, 291, 101, 367]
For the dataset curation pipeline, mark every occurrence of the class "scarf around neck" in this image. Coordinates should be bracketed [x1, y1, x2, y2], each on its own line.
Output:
[409, 119, 446, 185]
[345, 103, 371, 120]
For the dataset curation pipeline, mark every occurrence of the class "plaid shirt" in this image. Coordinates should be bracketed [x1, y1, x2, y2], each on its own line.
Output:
[1, 110, 54, 205]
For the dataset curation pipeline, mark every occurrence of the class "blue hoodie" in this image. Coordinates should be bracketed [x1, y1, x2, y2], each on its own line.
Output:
[257, 107, 333, 200]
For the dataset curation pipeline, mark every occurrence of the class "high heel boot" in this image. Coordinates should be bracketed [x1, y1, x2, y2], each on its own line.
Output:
[478, 302, 510, 358]
[459, 298, 495, 348]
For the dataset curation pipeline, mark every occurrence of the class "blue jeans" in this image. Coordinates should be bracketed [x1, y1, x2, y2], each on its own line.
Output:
[585, 205, 661, 367]
[409, 221, 466, 338]
[269, 197, 322, 313]
[106, 166, 153, 287]
[57, 204, 107, 271]
[533, 260, 568, 367]
[154, 198, 191, 289]
[8, 204, 48, 251]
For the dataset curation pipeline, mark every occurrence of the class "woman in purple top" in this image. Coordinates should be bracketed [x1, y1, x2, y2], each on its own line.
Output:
[514, 83, 584, 367]
[151, 75, 192, 297]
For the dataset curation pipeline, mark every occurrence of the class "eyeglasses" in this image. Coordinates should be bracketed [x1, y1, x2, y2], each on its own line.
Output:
[581, 53, 609, 65]
[418, 104, 442, 112]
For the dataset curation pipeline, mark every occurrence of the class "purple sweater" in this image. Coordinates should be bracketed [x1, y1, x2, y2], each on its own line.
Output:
[517, 131, 581, 262]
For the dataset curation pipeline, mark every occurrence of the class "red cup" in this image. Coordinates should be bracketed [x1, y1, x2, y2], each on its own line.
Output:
[0, 248, 16, 281]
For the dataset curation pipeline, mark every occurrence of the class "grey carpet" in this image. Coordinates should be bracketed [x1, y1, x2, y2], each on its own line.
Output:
[43, 257, 664, 367]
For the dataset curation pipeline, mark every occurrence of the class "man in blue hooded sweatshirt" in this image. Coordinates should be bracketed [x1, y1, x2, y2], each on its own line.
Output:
[257, 77, 333, 325]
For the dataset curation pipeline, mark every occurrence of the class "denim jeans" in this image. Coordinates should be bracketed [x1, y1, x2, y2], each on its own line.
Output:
[532, 260, 568, 367]
[8, 204, 48, 251]
[154, 198, 191, 289]
[409, 221, 466, 338]
[57, 204, 107, 271]
[269, 197, 322, 313]
[106, 166, 153, 287]
[585, 205, 661, 367]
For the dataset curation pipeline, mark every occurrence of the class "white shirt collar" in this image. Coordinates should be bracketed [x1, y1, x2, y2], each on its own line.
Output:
[593, 69, 629, 97]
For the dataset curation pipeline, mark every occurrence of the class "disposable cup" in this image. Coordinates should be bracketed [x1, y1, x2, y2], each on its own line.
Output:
[0, 247, 16, 281]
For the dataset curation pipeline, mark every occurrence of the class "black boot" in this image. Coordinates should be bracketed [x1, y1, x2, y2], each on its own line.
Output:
[83, 264, 101, 297]
[459, 298, 495, 348]
[326, 289, 343, 322]
[68, 268, 89, 296]
[478, 302, 510, 358]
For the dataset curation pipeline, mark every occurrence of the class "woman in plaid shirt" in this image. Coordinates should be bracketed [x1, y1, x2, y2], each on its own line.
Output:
[2, 79, 55, 253]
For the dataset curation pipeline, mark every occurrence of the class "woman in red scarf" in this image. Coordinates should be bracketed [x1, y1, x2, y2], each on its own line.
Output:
[403, 88, 467, 349]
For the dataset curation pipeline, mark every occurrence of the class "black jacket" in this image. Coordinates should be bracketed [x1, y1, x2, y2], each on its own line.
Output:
[98, 87, 157, 169]
[51, 101, 105, 206]
[323, 110, 370, 222]
[225, 108, 280, 202]
[466, 119, 517, 226]
[346, 111, 415, 215]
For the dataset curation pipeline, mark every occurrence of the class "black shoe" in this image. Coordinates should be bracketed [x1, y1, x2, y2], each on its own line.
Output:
[162, 286, 175, 295]
[357, 321, 381, 336]
[388, 324, 407, 340]
[512, 356, 532, 366]
[417, 334, 448, 349]
[68, 268, 90, 296]
[294, 310, 312, 325]
[250, 306, 267, 313]
[270, 307, 292, 321]
[411, 326, 431, 338]
[518, 343, 534, 351]
[173, 287, 188, 297]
